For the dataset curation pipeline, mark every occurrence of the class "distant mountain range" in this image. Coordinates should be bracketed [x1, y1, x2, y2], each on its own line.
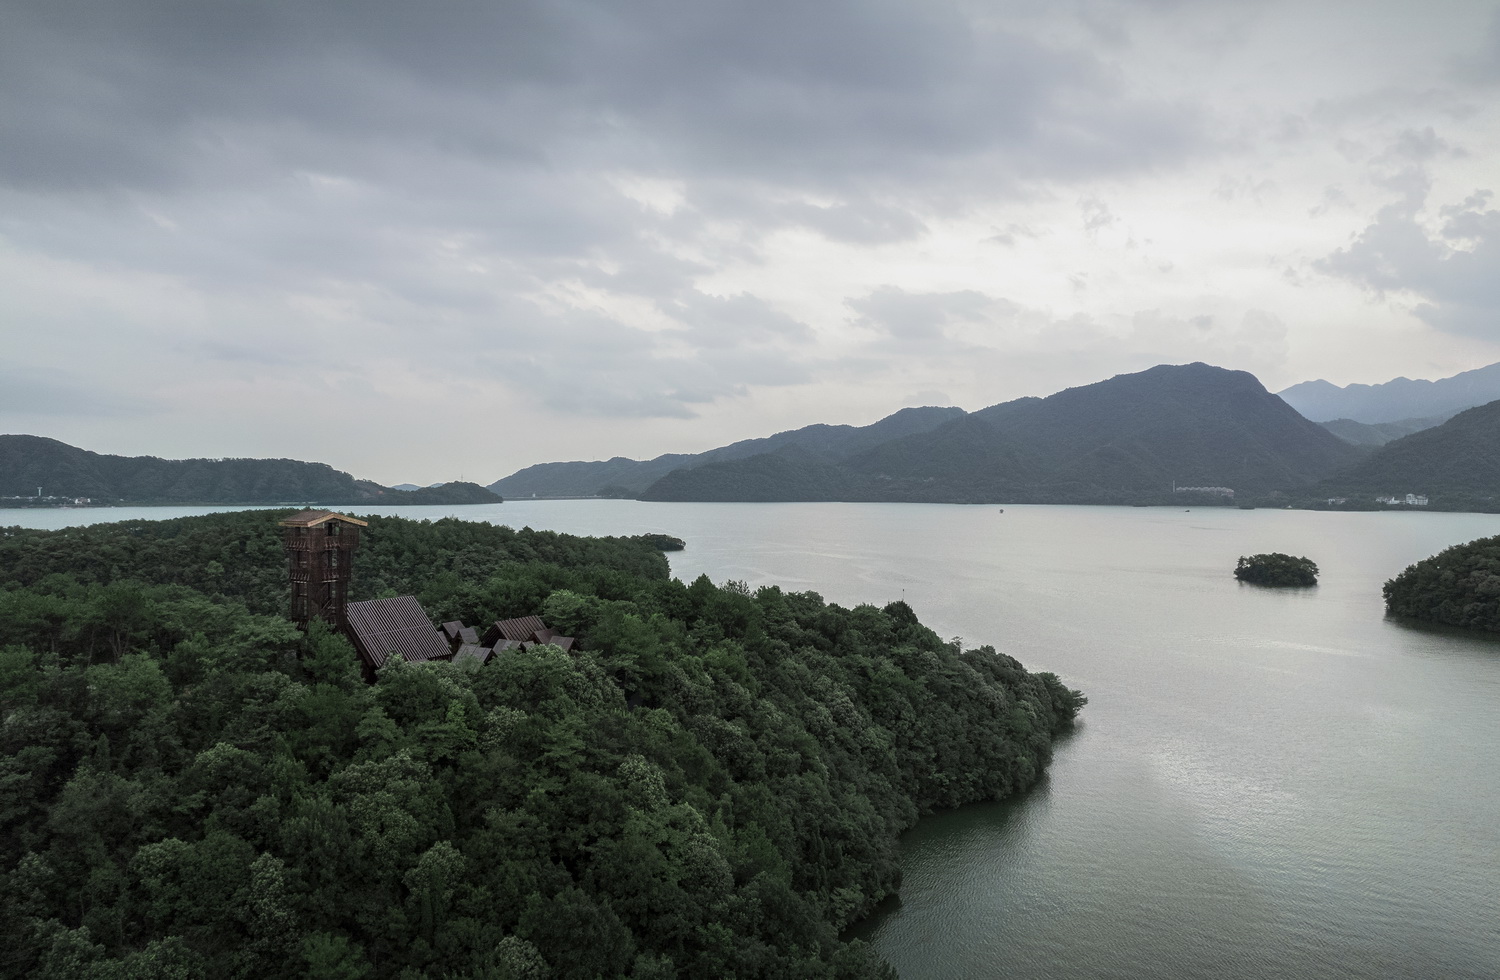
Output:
[490, 406, 966, 498]
[491, 361, 1500, 508]
[16, 360, 1500, 511]
[639, 364, 1361, 503]
[1278, 362, 1500, 424]
[492, 364, 1363, 504]
[0, 435, 502, 506]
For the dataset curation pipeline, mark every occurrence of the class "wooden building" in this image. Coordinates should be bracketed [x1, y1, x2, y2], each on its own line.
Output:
[279, 513, 574, 676]
[482, 615, 548, 647]
[280, 509, 368, 628]
[346, 596, 453, 672]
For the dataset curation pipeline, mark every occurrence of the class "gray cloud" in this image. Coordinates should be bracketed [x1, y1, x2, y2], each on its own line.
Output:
[1318, 188, 1500, 336]
[0, 365, 161, 417]
[848, 286, 1006, 342]
[1457, 6, 1500, 82]
[780, 201, 928, 245]
[843, 285, 1290, 385]
[3, 0, 1495, 480]
[0, 0, 1216, 429]
[0, 1, 1204, 197]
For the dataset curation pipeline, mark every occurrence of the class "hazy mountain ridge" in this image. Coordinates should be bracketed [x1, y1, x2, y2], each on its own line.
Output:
[1278, 362, 1500, 423]
[643, 364, 1363, 503]
[489, 405, 966, 497]
[0, 435, 501, 506]
[1318, 413, 1456, 447]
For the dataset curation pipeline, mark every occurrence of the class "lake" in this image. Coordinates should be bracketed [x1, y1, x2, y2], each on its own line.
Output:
[6, 500, 1499, 979]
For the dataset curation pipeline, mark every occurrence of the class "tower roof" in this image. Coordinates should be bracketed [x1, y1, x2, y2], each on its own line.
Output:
[280, 509, 369, 528]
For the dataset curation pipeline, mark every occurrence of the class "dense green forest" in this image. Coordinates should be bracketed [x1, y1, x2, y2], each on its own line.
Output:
[0, 436, 501, 506]
[0, 511, 1084, 978]
[1234, 554, 1318, 587]
[1383, 536, 1500, 630]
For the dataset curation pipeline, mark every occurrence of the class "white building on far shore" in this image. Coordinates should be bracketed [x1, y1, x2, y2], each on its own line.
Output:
[1375, 494, 1429, 506]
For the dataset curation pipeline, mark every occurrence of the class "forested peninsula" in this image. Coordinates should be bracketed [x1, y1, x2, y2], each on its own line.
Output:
[1383, 535, 1500, 631]
[0, 435, 501, 507]
[0, 511, 1085, 978]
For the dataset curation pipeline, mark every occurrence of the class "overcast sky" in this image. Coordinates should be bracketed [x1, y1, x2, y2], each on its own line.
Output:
[4, 0, 1499, 484]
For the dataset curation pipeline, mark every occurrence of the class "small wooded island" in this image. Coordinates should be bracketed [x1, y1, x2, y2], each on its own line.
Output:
[1235, 553, 1319, 587]
[1384, 535, 1500, 630]
[0, 510, 1084, 978]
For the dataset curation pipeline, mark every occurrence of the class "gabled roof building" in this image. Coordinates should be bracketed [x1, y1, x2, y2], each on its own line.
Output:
[345, 596, 453, 672]
[483, 615, 548, 647]
[280, 511, 574, 677]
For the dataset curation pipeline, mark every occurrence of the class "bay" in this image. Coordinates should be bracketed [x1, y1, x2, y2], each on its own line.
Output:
[6, 500, 1499, 979]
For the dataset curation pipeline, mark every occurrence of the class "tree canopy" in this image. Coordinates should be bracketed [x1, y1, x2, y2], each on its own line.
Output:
[1234, 553, 1318, 587]
[1383, 535, 1500, 630]
[0, 510, 1084, 978]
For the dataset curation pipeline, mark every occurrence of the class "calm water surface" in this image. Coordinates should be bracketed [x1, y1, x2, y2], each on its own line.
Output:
[7, 501, 1499, 979]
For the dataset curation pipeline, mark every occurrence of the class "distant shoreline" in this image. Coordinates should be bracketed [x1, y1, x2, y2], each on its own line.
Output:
[5, 497, 1495, 515]
[0, 499, 504, 510]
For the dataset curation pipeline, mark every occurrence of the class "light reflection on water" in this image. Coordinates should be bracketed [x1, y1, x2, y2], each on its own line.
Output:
[7, 501, 1500, 979]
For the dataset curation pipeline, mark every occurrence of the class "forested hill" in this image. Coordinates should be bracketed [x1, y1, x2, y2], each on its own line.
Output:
[1317, 399, 1500, 499]
[0, 435, 501, 505]
[644, 363, 1360, 503]
[488, 405, 965, 498]
[1383, 535, 1500, 630]
[0, 510, 1084, 978]
[1318, 414, 1454, 447]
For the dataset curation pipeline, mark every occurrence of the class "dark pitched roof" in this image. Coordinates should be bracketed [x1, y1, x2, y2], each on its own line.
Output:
[459, 626, 479, 646]
[442, 621, 465, 640]
[346, 596, 450, 669]
[280, 509, 369, 528]
[453, 644, 492, 665]
[482, 615, 547, 646]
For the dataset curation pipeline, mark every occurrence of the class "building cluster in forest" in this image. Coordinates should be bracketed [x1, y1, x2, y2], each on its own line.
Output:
[1375, 493, 1429, 506]
[1173, 485, 1235, 498]
[280, 509, 573, 676]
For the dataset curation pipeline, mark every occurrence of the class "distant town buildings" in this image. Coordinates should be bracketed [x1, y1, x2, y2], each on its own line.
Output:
[0, 493, 93, 506]
[1174, 485, 1235, 498]
[1374, 494, 1429, 506]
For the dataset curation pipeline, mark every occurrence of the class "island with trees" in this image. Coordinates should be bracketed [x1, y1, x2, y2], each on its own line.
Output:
[1383, 535, 1500, 631]
[0, 509, 1084, 978]
[1234, 553, 1319, 587]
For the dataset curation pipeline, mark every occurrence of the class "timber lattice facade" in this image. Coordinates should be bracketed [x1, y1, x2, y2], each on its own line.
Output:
[280, 509, 368, 628]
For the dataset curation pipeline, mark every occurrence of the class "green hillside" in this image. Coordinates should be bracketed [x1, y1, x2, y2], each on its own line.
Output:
[1319, 414, 1451, 447]
[0, 436, 501, 506]
[489, 406, 965, 498]
[1319, 400, 1500, 499]
[0, 510, 1083, 978]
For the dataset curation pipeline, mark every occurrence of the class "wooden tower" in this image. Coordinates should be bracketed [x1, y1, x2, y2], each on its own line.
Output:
[280, 510, 368, 628]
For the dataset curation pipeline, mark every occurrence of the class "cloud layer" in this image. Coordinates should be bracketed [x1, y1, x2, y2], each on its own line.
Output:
[3, 0, 1499, 481]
